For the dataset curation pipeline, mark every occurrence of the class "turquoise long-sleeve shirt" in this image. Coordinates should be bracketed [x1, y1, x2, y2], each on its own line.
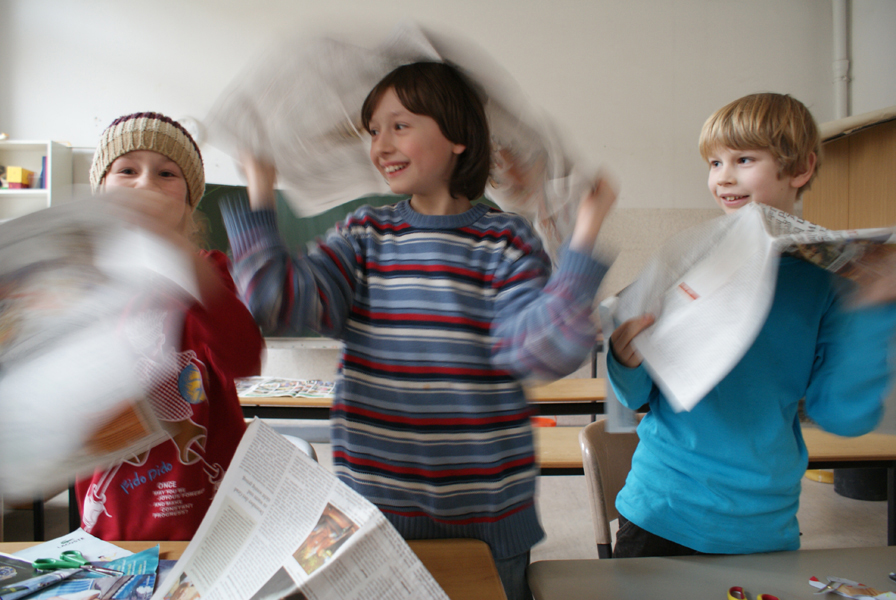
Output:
[609, 256, 896, 554]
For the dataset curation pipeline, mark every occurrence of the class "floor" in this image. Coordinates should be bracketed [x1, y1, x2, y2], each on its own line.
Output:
[2, 424, 889, 556]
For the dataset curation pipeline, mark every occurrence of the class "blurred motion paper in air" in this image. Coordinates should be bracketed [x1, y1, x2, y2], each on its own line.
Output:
[206, 22, 598, 263]
[0, 196, 199, 499]
[602, 203, 896, 413]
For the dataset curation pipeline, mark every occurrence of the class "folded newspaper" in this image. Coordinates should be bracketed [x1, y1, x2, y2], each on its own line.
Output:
[151, 419, 449, 600]
[602, 202, 896, 413]
[0, 195, 199, 499]
[205, 22, 597, 263]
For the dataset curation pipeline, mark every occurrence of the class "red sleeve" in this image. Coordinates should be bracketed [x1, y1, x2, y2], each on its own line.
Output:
[193, 250, 265, 377]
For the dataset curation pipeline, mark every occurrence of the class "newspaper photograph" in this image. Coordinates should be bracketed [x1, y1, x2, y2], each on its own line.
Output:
[0, 195, 199, 500]
[603, 202, 896, 413]
[152, 419, 448, 600]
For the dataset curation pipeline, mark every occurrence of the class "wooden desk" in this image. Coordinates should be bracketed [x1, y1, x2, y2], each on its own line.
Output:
[534, 425, 896, 473]
[240, 377, 607, 420]
[0, 539, 506, 600]
[528, 545, 896, 600]
[533, 425, 896, 545]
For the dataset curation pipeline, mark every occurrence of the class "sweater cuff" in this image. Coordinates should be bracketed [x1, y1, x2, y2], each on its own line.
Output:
[606, 341, 655, 408]
[221, 200, 280, 260]
[557, 245, 611, 302]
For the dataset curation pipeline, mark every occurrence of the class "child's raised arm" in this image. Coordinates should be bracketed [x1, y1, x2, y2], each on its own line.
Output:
[570, 176, 617, 253]
[852, 249, 896, 307]
[241, 152, 278, 211]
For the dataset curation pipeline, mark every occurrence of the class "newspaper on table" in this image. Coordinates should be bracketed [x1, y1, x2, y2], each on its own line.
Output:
[601, 202, 896, 413]
[151, 419, 448, 600]
[3, 530, 158, 600]
[0, 193, 200, 500]
[809, 576, 896, 599]
[235, 377, 335, 399]
[206, 22, 598, 264]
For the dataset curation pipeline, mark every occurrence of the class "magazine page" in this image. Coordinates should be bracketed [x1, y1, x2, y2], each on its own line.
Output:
[604, 202, 896, 413]
[759, 204, 896, 288]
[0, 197, 198, 500]
[152, 419, 448, 600]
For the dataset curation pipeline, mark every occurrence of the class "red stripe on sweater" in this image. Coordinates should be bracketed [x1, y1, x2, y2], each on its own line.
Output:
[320, 244, 354, 291]
[344, 355, 501, 377]
[352, 307, 489, 328]
[380, 500, 535, 525]
[333, 450, 534, 477]
[332, 402, 530, 426]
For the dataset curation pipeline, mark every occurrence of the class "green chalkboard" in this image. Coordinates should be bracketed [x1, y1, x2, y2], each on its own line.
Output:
[193, 184, 406, 254]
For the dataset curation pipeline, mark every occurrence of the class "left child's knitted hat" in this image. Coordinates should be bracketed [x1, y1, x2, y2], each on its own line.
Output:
[90, 112, 205, 208]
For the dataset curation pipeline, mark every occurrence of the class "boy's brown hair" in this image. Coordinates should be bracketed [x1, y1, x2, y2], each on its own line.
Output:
[361, 62, 490, 201]
[698, 93, 822, 196]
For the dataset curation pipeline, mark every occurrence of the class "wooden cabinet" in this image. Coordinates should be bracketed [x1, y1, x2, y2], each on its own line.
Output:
[803, 110, 896, 230]
[0, 140, 73, 223]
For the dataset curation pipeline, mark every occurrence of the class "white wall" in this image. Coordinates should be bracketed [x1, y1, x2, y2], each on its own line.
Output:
[4, 0, 882, 212]
[851, 0, 896, 115]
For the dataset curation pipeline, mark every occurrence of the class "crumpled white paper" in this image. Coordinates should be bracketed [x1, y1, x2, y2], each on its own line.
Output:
[205, 22, 599, 263]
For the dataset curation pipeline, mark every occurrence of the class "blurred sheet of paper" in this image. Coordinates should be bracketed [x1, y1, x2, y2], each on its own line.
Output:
[0, 197, 198, 499]
[206, 22, 598, 263]
[603, 202, 896, 413]
[608, 204, 779, 412]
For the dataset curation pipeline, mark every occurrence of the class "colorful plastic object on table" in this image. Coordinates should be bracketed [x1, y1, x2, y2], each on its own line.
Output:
[729, 586, 779, 600]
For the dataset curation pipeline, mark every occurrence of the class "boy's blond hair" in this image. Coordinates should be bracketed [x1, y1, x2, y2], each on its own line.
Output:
[698, 93, 822, 196]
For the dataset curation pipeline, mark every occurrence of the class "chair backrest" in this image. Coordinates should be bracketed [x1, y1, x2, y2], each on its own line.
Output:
[578, 417, 641, 558]
[282, 434, 319, 462]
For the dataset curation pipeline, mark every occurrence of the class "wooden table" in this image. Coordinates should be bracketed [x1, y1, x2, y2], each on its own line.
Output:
[533, 425, 896, 544]
[0, 539, 506, 600]
[240, 377, 607, 420]
[528, 545, 896, 600]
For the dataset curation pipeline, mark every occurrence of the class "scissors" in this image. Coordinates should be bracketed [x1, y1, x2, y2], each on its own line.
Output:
[728, 587, 780, 600]
[33, 550, 123, 576]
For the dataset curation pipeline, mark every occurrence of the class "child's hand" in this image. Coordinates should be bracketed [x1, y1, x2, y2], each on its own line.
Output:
[240, 151, 277, 210]
[609, 314, 654, 368]
[570, 175, 618, 253]
[850, 247, 896, 306]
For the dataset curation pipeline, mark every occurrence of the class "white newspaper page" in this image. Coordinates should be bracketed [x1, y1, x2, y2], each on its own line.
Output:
[604, 202, 896, 412]
[608, 204, 779, 411]
[205, 22, 598, 264]
[0, 198, 200, 499]
[152, 419, 448, 600]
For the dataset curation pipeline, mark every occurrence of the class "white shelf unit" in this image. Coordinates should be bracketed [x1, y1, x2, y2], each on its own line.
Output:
[0, 140, 73, 222]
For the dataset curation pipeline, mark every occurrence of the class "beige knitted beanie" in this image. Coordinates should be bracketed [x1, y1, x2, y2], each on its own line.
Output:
[90, 112, 205, 208]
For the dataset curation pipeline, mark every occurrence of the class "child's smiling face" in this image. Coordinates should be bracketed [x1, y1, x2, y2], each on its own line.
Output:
[706, 146, 806, 215]
[367, 87, 466, 205]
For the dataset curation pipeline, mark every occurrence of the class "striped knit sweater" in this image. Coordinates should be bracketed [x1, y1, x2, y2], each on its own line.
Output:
[223, 198, 609, 558]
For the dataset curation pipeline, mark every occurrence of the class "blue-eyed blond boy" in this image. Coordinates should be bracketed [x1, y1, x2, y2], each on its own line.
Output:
[607, 93, 896, 557]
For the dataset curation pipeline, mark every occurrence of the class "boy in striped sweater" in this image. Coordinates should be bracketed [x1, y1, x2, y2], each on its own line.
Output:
[223, 62, 615, 600]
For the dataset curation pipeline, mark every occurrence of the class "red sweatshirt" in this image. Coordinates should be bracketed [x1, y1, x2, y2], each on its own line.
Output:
[76, 250, 264, 540]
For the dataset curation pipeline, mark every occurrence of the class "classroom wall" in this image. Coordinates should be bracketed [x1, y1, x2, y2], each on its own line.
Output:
[1, 0, 893, 379]
[5, 0, 892, 212]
